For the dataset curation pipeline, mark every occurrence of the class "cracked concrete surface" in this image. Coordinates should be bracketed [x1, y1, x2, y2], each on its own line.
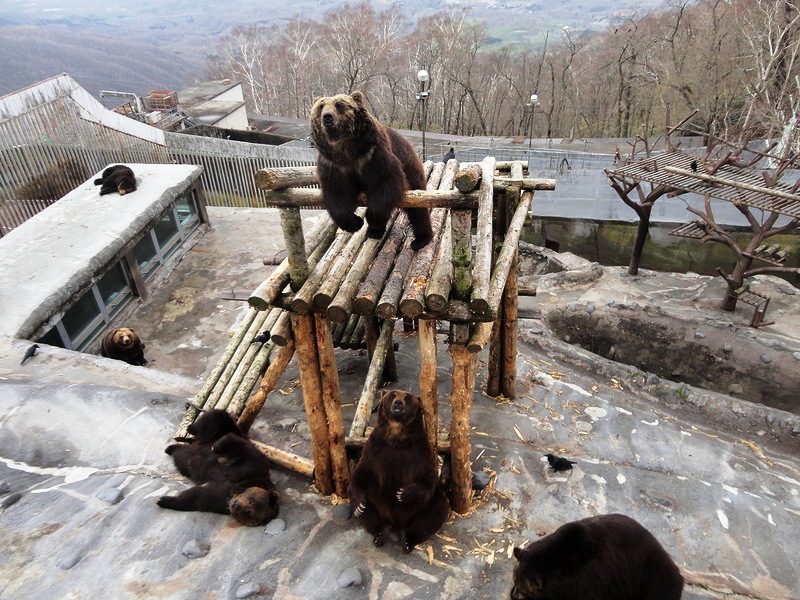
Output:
[0, 208, 798, 599]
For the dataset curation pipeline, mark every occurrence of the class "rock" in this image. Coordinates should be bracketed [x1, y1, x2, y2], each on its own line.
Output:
[585, 302, 596, 314]
[97, 488, 124, 505]
[472, 470, 491, 490]
[235, 583, 261, 598]
[337, 567, 363, 588]
[181, 539, 209, 559]
[264, 518, 286, 535]
[57, 553, 81, 570]
[793, 352, 800, 361]
[723, 343, 733, 353]
[761, 354, 773, 364]
[646, 374, 660, 386]
[0, 481, 9, 494]
[694, 331, 706, 339]
[1, 492, 22, 509]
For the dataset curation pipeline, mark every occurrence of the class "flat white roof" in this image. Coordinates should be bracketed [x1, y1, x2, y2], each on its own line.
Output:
[0, 163, 203, 339]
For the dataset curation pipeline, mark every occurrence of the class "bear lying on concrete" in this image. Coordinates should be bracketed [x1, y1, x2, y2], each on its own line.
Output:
[349, 390, 450, 552]
[100, 327, 147, 366]
[94, 165, 137, 196]
[157, 409, 279, 527]
[510, 513, 684, 600]
[310, 91, 433, 251]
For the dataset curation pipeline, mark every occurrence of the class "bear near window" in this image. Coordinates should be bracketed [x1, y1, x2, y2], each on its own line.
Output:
[100, 327, 147, 366]
[309, 91, 433, 251]
[510, 513, 684, 600]
[349, 390, 450, 553]
[157, 409, 279, 527]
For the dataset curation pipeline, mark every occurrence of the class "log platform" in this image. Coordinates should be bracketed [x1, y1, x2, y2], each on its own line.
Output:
[175, 157, 555, 513]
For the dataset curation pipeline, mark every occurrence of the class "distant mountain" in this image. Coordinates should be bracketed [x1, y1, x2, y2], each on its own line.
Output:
[0, 25, 203, 98]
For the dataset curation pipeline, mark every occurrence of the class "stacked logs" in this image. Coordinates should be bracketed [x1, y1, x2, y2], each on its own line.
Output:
[176, 157, 556, 515]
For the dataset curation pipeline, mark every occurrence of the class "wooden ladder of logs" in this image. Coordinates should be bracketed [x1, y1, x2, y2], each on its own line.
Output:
[174, 157, 555, 514]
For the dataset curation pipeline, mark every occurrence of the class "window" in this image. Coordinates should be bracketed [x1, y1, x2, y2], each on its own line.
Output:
[176, 190, 200, 230]
[133, 232, 159, 280]
[154, 209, 180, 258]
[96, 262, 132, 317]
[61, 289, 105, 350]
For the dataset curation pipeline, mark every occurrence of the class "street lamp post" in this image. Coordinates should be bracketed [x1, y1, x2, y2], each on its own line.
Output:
[416, 69, 430, 160]
[527, 93, 538, 167]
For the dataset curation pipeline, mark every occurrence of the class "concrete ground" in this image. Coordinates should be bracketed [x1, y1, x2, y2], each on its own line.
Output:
[1, 207, 799, 599]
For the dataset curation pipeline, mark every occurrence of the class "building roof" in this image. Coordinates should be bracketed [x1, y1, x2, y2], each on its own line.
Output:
[0, 163, 203, 339]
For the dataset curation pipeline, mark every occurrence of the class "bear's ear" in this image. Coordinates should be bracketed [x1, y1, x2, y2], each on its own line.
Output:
[351, 90, 366, 107]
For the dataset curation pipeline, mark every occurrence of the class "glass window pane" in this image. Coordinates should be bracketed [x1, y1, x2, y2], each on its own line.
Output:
[133, 232, 159, 277]
[176, 191, 198, 226]
[61, 291, 101, 340]
[37, 326, 64, 348]
[154, 210, 179, 249]
[96, 262, 131, 316]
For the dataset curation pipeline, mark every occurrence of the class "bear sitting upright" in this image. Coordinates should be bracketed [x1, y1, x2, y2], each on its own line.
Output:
[349, 390, 450, 553]
[510, 513, 684, 600]
[100, 327, 147, 366]
[94, 165, 137, 196]
[309, 91, 433, 251]
[157, 409, 279, 527]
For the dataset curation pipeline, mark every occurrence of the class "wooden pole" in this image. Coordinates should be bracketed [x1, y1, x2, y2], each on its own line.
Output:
[353, 212, 409, 315]
[348, 319, 396, 438]
[376, 239, 415, 319]
[451, 210, 472, 301]
[470, 157, 496, 314]
[424, 213, 453, 312]
[254, 165, 318, 190]
[290, 313, 334, 495]
[238, 341, 296, 433]
[249, 213, 336, 310]
[262, 187, 479, 209]
[500, 163, 523, 400]
[280, 207, 309, 291]
[267, 311, 293, 346]
[314, 315, 350, 498]
[449, 338, 475, 514]
[251, 439, 314, 479]
[454, 164, 483, 192]
[313, 218, 373, 311]
[418, 318, 438, 454]
[398, 208, 448, 317]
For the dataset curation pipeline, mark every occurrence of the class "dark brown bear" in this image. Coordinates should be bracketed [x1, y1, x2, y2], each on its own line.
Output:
[349, 390, 450, 552]
[510, 513, 684, 600]
[310, 91, 433, 251]
[94, 164, 137, 196]
[100, 327, 147, 366]
[157, 409, 279, 527]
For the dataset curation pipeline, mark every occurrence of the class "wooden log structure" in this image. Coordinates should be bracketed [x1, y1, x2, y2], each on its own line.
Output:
[174, 157, 555, 514]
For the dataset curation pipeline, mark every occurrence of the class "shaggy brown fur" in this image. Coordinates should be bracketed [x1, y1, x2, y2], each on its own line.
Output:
[94, 165, 137, 196]
[100, 327, 146, 366]
[310, 91, 433, 251]
[510, 514, 684, 600]
[157, 410, 279, 527]
[349, 390, 449, 552]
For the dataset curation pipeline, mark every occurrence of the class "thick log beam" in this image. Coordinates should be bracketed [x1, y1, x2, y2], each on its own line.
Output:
[493, 177, 557, 191]
[255, 166, 318, 190]
[238, 341, 296, 433]
[449, 340, 475, 514]
[470, 157, 496, 313]
[261, 187, 479, 209]
[418, 318, 438, 453]
[349, 319, 396, 438]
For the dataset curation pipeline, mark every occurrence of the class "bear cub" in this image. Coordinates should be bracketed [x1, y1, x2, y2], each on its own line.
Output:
[349, 390, 450, 552]
[100, 327, 147, 366]
[157, 409, 279, 527]
[510, 513, 684, 600]
[94, 165, 137, 196]
[310, 91, 433, 251]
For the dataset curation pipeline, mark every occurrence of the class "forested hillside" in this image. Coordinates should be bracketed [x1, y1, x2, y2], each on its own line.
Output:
[204, 0, 800, 142]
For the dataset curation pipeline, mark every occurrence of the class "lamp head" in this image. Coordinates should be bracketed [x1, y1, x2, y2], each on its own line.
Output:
[417, 69, 429, 83]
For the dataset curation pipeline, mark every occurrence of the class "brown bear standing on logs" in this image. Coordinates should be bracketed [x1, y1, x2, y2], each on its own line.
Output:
[309, 91, 433, 251]
[157, 409, 279, 527]
[349, 390, 450, 552]
[100, 327, 147, 366]
[510, 514, 684, 600]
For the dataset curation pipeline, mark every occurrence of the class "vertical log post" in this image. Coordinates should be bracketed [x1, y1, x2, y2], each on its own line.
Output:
[238, 341, 296, 433]
[449, 325, 475, 514]
[290, 313, 333, 495]
[451, 210, 472, 301]
[470, 156, 496, 313]
[418, 318, 438, 453]
[366, 316, 397, 383]
[314, 315, 350, 498]
[500, 163, 523, 399]
[280, 207, 309, 290]
[349, 319, 397, 438]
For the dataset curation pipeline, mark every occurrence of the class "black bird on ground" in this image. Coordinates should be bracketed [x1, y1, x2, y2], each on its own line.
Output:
[20, 344, 39, 366]
[545, 453, 577, 472]
[690, 159, 698, 172]
[443, 147, 455, 162]
[250, 331, 271, 345]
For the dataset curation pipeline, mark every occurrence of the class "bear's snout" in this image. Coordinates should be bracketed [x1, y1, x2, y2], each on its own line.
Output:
[390, 398, 406, 417]
[322, 111, 336, 127]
